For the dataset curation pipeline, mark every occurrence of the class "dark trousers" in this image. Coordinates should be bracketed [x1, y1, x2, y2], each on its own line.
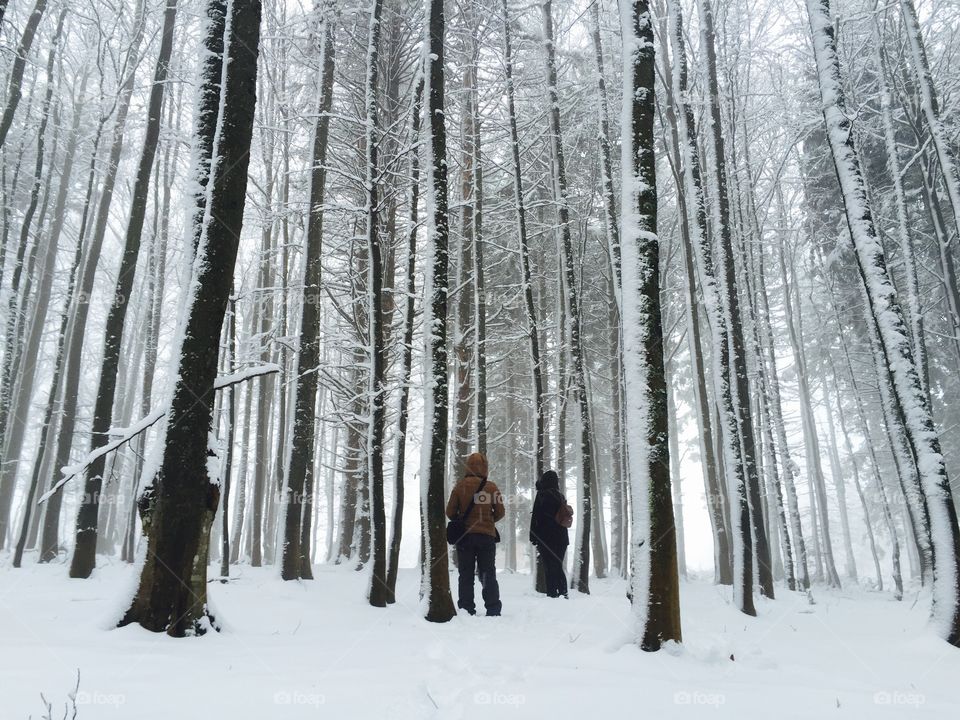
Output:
[456, 533, 501, 615]
[539, 545, 568, 598]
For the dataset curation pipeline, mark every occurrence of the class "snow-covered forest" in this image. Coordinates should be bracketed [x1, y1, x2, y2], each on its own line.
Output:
[1, 0, 960, 716]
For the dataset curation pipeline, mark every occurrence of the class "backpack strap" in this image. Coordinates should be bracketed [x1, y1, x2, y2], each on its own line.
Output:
[458, 477, 488, 524]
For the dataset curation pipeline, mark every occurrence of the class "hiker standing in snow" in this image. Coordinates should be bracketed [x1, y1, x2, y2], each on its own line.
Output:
[530, 470, 572, 598]
[445, 452, 505, 616]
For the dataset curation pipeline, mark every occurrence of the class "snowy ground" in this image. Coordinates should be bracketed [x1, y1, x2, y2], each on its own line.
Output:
[1, 557, 957, 719]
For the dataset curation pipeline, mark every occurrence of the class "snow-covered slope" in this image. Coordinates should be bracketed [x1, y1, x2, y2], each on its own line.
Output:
[1, 559, 956, 718]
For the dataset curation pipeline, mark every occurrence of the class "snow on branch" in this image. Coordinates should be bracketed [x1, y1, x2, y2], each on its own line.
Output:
[38, 364, 281, 504]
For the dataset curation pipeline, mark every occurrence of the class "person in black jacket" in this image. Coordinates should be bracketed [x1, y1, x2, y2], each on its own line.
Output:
[529, 470, 569, 598]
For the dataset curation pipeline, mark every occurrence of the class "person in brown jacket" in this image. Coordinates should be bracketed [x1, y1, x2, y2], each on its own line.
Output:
[445, 452, 505, 616]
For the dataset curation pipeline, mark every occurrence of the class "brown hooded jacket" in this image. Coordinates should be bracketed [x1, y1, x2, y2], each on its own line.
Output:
[445, 452, 505, 538]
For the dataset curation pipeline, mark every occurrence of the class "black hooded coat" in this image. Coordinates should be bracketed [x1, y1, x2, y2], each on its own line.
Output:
[529, 471, 569, 552]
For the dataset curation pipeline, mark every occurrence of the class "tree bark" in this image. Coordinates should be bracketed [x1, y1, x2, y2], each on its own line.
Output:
[421, 0, 456, 623]
[119, 0, 261, 635]
[622, 0, 681, 649]
[363, 0, 389, 607]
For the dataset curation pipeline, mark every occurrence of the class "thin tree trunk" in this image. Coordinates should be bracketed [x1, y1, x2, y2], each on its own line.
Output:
[219, 299, 237, 579]
[667, 377, 686, 578]
[541, 0, 595, 595]
[281, 4, 334, 582]
[231, 366, 253, 563]
[778, 242, 841, 588]
[817, 228, 905, 599]
[501, 0, 545, 482]
[755, 227, 809, 590]
[470, 20, 487, 457]
[386, 76, 423, 602]
[26, 84, 107, 560]
[363, 0, 389, 607]
[816, 341, 857, 583]
[453, 8, 477, 470]
[590, 0, 627, 580]
[589, 0, 621, 292]
[125, 81, 179, 564]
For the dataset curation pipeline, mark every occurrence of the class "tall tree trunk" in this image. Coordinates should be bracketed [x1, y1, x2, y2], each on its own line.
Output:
[589, 0, 621, 292]
[622, 0, 681, 650]
[469, 16, 487, 458]
[125, 82, 179, 564]
[421, 0, 456, 623]
[386, 77, 423, 602]
[119, 0, 262, 635]
[219, 298, 237, 578]
[281, 6, 333, 581]
[728, 105, 799, 592]
[26, 83, 107, 560]
[666, 377, 686, 578]
[541, 0, 594, 595]
[363, 0, 389, 608]
[590, 0, 627, 581]
[755, 229, 809, 590]
[12, 82, 80, 561]
[607, 290, 627, 576]
[816, 241, 904, 598]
